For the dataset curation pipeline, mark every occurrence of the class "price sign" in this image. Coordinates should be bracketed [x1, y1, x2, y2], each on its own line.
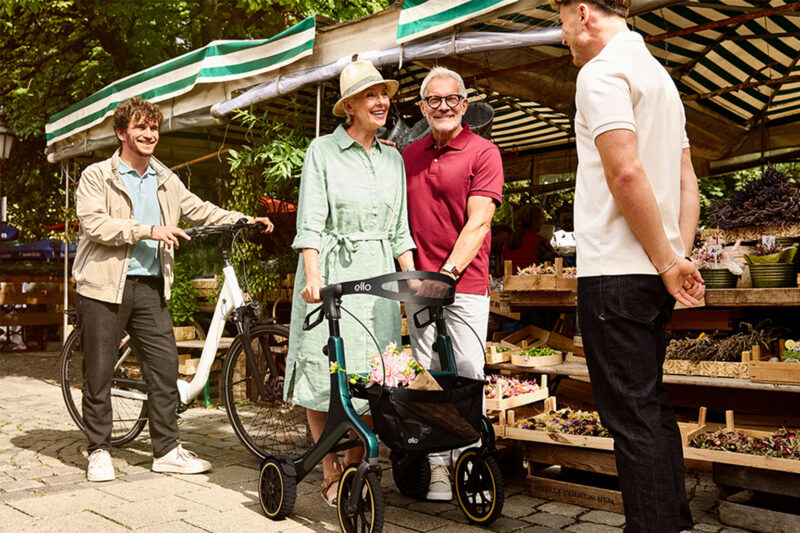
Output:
[762, 235, 776, 249]
[707, 244, 723, 256]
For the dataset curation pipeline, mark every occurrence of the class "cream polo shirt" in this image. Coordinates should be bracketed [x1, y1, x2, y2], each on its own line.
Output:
[573, 31, 689, 277]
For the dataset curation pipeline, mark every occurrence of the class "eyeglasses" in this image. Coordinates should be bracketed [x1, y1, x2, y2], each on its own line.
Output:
[423, 94, 464, 109]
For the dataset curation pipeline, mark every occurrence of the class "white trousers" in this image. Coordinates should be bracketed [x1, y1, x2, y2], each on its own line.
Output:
[406, 292, 489, 466]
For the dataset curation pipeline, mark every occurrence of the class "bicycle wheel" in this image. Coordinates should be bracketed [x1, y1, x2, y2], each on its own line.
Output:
[60, 328, 149, 446]
[222, 323, 312, 459]
[338, 463, 384, 533]
[453, 448, 504, 525]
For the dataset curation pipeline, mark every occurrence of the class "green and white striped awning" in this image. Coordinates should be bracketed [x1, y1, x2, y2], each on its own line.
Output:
[396, 0, 519, 43]
[45, 15, 316, 146]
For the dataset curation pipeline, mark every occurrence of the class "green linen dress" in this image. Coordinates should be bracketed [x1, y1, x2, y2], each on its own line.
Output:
[285, 125, 416, 412]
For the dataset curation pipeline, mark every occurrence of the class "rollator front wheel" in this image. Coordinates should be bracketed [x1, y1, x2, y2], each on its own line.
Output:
[453, 448, 504, 525]
[390, 452, 431, 499]
[258, 456, 296, 520]
[337, 463, 384, 533]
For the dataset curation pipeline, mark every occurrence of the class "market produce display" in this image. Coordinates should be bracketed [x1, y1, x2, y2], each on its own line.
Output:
[708, 167, 800, 230]
[484, 375, 539, 399]
[518, 407, 610, 438]
[486, 346, 512, 354]
[518, 347, 559, 358]
[516, 263, 577, 276]
[690, 428, 799, 460]
[666, 321, 783, 363]
[783, 339, 800, 361]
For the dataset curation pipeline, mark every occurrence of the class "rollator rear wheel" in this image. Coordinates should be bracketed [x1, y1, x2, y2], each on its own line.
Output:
[337, 463, 384, 533]
[390, 452, 430, 499]
[453, 448, 504, 525]
[258, 456, 296, 520]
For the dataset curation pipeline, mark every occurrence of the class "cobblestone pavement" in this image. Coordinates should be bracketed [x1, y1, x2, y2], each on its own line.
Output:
[0, 351, 752, 533]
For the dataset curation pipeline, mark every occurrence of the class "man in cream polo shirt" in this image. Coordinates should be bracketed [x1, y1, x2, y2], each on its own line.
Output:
[552, 0, 705, 531]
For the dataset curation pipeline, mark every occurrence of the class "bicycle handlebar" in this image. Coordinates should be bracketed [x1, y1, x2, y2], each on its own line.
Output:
[183, 220, 263, 239]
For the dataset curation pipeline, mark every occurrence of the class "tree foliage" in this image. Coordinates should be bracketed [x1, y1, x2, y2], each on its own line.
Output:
[0, 0, 389, 240]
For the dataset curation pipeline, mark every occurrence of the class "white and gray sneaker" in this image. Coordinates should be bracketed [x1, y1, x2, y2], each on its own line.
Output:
[426, 464, 452, 501]
[152, 445, 211, 474]
[87, 449, 115, 482]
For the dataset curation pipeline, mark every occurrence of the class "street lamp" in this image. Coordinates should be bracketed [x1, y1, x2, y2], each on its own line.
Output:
[0, 106, 16, 222]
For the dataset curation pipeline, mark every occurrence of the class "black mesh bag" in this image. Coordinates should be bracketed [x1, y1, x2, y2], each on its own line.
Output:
[357, 375, 484, 454]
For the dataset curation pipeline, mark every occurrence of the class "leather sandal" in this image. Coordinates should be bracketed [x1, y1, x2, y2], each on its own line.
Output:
[321, 473, 341, 507]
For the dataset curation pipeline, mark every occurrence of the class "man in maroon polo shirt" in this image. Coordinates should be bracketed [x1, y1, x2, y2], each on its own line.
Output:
[403, 66, 504, 501]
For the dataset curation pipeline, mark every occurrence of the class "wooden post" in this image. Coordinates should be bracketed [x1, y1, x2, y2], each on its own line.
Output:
[698, 406, 707, 428]
[725, 410, 735, 432]
[504, 260, 513, 278]
[752, 345, 761, 361]
[741, 350, 751, 363]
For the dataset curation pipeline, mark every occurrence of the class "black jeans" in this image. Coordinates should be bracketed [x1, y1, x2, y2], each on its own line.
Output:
[78, 276, 179, 458]
[578, 275, 692, 533]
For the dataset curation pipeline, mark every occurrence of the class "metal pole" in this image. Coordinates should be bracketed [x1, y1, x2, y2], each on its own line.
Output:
[62, 161, 70, 344]
[315, 82, 322, 138]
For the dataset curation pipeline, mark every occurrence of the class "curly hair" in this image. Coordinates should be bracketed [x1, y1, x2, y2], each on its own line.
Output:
[113, 97, 163, 134]
[549, 0, 631, 18]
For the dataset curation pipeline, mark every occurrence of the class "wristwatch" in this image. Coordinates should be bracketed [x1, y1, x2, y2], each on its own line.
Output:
[440, 262, 460, 279]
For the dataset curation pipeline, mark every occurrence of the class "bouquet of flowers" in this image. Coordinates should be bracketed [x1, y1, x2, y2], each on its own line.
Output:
[331, 342, 431, 389]
[518, 407, 609, 438]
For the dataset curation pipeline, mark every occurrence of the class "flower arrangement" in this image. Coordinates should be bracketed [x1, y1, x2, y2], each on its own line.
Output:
[516, 263, 577, 277]
[484, 375, 539, 399]
[690, 238, 743, 275]
[690, 428, 799, 459]
[518, 407, 609, 438]
[330, 342, 424, 388]
[783, 339, 800, 361]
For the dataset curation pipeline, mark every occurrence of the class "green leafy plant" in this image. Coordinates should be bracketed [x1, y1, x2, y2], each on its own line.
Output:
[519, 347, 558, 358]
[167, 257, 200, 326]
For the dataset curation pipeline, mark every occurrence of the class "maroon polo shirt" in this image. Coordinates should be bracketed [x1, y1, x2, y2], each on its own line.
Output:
[403, 124, 504, 295]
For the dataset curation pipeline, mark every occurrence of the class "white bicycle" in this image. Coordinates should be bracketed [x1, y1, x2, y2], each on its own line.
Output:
[60, 222, 311, 459]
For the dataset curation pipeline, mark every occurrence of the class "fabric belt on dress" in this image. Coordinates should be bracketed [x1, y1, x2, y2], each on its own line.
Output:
[319, 229, 389, 279]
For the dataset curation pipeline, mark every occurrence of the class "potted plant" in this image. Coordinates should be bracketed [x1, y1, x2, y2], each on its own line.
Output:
[744, 242, 799, 288]
[690, 239, 743, 289]
[167, 257, 200, 341]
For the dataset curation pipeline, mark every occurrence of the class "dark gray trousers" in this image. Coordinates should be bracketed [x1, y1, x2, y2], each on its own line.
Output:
[78, 276, 179, 458]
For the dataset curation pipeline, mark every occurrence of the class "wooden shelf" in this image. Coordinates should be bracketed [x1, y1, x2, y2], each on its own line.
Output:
[487, 360, 800, 393]
[493, 287, 800, 309]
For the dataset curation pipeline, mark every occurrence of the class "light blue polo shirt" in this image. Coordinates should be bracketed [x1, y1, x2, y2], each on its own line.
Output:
[118, 160, 161, 276]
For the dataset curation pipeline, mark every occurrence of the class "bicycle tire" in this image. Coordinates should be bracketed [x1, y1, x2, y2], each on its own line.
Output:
[338, 463, 384, 533]
[453, 448, 504, 525]
[222, 323, 312, 460]
[60, 328, 149, 447]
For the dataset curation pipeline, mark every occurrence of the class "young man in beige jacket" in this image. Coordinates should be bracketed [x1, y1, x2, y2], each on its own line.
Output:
[74, 96, 273, 482]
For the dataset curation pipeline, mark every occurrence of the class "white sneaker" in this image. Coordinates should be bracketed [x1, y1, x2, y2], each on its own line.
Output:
[426, 464, 452, 501]
[152, 445, 211, 474]
[87, 449, 115, 482]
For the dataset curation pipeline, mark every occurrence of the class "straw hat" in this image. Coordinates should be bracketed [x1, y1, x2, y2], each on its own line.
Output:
[333, 59, 398, 117]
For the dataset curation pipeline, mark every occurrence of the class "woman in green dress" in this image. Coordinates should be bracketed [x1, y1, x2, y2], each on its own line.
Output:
[285, 59, 416, 506]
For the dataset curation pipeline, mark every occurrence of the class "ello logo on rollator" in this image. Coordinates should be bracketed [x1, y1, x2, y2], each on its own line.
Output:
[354, 282, 372, 292]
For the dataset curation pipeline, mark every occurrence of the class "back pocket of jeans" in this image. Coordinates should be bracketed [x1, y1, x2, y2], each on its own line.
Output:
[616, 277, 665, 324]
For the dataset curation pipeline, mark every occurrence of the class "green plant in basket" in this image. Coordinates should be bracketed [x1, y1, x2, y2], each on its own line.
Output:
[519, 346, 558, 358]
[745, 243, 797, 264]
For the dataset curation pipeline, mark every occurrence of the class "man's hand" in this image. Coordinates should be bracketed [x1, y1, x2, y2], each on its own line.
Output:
[150, 226, 190, 250]
[301, 274, 323, 303]
[378, 138, 397, 148]
[251, 217, 274, 233]
[414, 279, 452, 299]
[661, 256, 705, 307]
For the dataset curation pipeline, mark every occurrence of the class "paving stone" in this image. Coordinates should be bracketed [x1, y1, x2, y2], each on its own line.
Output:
[383, 489, 418, 507]
[97, 494, 217, 528]
[719, 528, 752, 533]
[407, 500, 458, 515]
[517, 527, 562, 533]
[385, 506, 451, 531]
[0, 503, 31, 528]
[179, 486, 259, 511]
[537, 501, 587, 518]
[135, 519, 209, 533]
[482, 515, 529, 531]
[565, 523, 623, 533]
[97, 473, 206, 501]
[16, 510, 129, 533]
[580, 510, 625, 527]
[523, 511, 573, 529]
[2, 479, 45, 492]
[187, 506, 328, 533]
[502, 494, 548, 518]
[693, 523, 722, 532]
[39, 472, 86, 486]
[8, 488, 127, 518]
[427, 524, 497, 533]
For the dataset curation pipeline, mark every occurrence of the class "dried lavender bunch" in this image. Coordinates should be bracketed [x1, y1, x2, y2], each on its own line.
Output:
[708, 167, 800, 229]
[666, 321, 785, 362]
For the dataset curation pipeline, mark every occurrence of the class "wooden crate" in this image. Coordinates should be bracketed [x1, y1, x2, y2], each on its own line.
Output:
[524, 442, 624, 514]
[748, 343, 800, 385]
[511, 350, 563, 368]
[485, 341, 519, 364]
[714, 463, 800, 533]
[485, 375, 548, 412]
[502, 258, 577, 292]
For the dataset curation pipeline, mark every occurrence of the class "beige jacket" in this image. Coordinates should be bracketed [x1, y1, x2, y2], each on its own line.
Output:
[74, 150, 246, 303]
